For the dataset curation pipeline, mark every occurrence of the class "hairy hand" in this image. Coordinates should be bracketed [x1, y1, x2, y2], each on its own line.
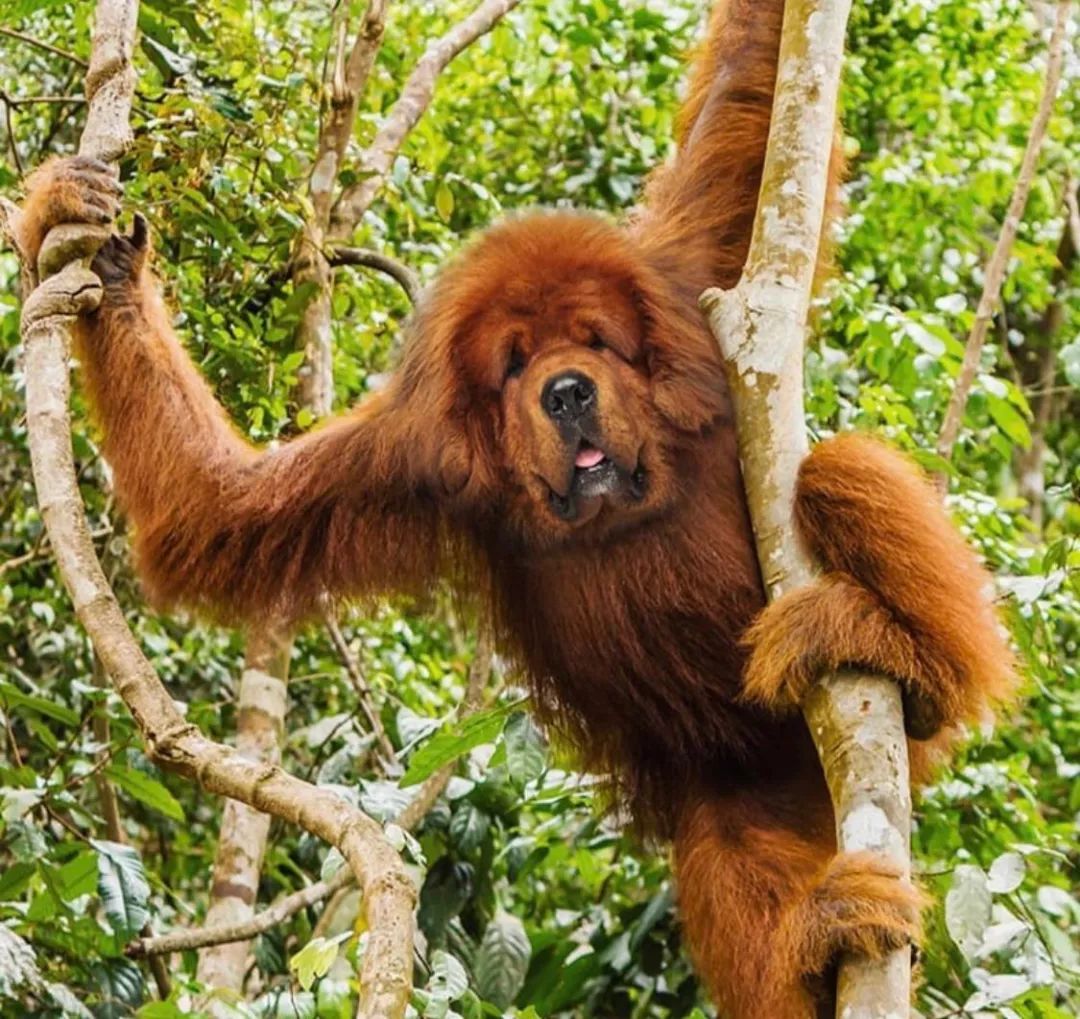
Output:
[91, 214, 149, 291]
[16, 156, 123, 266]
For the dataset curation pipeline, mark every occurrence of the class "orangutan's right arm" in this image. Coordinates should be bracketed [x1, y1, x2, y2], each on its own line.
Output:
[16, 158, 443, 623]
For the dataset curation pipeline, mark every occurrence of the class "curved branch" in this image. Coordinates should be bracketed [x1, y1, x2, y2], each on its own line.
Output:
[329, 0, 524, 238]
[16, 4, 415, 1016]
[129, 631, 495, 959]
[328, 245, 420, 304]
[702, 2, 913, 1016]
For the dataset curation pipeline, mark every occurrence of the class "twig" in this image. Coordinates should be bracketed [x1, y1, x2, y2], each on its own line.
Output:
[323, 608, 398, 764]
[702, 2, 914, 1015]
[0, 26, 89, 68]
[1065, 173, 1080, 255]
[329, 0, 524, 238]
[327, 245, 420, 304]
[15, 2, 415, 1015]
[1, 93, 24, 176]
[3, 95, 87, 106]
[292, 0, 393, 414]
[934, 0, 1072, 478]
[128, 631, 495, 958]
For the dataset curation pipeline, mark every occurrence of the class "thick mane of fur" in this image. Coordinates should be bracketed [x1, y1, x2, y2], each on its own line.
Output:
[15, 2, 1016, 1017]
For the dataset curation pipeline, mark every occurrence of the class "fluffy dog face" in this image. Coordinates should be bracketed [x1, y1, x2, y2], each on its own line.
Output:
[397, 212, 727, 548]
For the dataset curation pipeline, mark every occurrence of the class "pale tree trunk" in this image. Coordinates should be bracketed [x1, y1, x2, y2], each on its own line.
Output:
[197, 4, 394, 993]
[702, 2, 915, 1016]
[196, 628, 290, 993]
[295, 0, 391, 414]
[12, 3, 417, 1016]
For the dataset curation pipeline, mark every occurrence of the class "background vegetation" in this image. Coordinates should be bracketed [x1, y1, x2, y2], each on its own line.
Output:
[0, 0, 1077, 1016]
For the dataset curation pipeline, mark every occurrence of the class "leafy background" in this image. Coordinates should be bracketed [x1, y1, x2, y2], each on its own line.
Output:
[0, 0, 1077, 1017]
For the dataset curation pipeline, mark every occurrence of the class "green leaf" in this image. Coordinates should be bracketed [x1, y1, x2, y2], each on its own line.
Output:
[104, 765, 185, 822]
[427, 949, 469, 1010]
[474, 912, 531, 1008]
[92, 840, 151, 938]
[289, 932, 350, 991]
[57, 850, 99, 901]
[945, 864, 992, 961]
[1061, 339, 1080, 389]
[435, 181, 455, 222]
[401, 704, 515, 787]
[449, 803, 489, 854]
[0, 682, 80, 726]
[986, 393, 1031, 449]
[503, 711, 546, 787]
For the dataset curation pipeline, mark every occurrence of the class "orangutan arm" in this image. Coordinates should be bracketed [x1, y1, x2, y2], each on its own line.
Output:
[17, 160, 442, 624]
[637, 0, 841, 293]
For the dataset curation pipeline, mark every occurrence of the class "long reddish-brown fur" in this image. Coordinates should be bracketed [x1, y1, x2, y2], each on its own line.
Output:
[15, 2, 1016, 1015]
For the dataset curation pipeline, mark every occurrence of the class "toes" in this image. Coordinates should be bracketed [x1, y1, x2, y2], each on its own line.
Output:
[902, 686, 945, 740]
[799, 852, 925, 974]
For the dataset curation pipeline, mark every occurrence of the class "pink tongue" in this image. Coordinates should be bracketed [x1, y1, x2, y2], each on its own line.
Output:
[575, 445, 606, 469]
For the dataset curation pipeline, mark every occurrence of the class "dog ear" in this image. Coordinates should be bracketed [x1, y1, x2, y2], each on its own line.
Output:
[635, 272, 732, 433]
[388, 291, 492, 504]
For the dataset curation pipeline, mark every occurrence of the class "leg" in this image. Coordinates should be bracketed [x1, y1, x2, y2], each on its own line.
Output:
[742, 434, 1016, 739]
[674, 786, 922, 1019]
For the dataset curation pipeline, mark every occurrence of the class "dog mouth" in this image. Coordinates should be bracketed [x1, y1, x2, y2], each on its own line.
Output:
[548, 440, 648, 521]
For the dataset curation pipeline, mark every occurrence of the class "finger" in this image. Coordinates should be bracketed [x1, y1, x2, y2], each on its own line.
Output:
[70, 155, 114, 176]
[67, 168, 124, 195]
[130, 213, 148, 250]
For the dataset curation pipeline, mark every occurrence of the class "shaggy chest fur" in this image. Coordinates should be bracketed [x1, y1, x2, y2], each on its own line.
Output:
[486, 465, 796, 830]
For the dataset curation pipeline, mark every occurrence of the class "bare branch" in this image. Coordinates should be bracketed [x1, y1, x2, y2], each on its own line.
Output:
[702, 2, 914, 1015]
[329, 0, 523, 239]
[15, 4, 415, 1016]
[323, 608, 398, 764]
[129, 631, 495, 959]
[2, 94, 87, 106]
[934, 0, 1071, 476]
[293, 0, 394, 415]
[0, 26, 90, 68]
[328, 245, 420, 303]
[127, 867, 355, 959]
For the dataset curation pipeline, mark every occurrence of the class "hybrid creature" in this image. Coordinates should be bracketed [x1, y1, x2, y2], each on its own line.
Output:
[16, 1, 1014, 1015]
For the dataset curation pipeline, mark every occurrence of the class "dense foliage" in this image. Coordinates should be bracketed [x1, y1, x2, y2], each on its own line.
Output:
[1, 1, 1077, 1017]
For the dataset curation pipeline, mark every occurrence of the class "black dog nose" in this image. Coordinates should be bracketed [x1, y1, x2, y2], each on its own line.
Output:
[542, 372, 596, 422]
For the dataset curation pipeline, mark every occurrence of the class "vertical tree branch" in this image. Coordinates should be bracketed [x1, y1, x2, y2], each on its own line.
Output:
[295, 0, 392, 413]
[934, 0, 1071, 477]
[329, 0, 524, 240]
[16, 3, 416, 1016]
[198, 3, 397, 990]
[702, 2, 914, 1016]
[195, 627, 291, 993]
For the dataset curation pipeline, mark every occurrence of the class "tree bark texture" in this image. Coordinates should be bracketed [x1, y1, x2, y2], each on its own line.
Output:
[702, 2, 915, 1015]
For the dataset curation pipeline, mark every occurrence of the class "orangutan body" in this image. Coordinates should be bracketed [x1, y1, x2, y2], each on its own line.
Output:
[15, 2, 1013, 1015]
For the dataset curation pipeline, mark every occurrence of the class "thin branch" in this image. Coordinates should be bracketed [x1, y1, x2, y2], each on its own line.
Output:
[3, 94, 87, 106]
[328, 245, 420, 303]
[329, 0, 523, 239]
[0, 26, 90, 68]
[323, 608, 398, 764]
[292, 0, 393, 414]
[127, 866, 356, 959]
[702, 1, 914, 1015]
[934, 0, 1071, 475]
[2, 94, 24, 176]
[1065, 173, 1080, 255]
[15, 3, 415, 1015]
[129, 630, 495, 959]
